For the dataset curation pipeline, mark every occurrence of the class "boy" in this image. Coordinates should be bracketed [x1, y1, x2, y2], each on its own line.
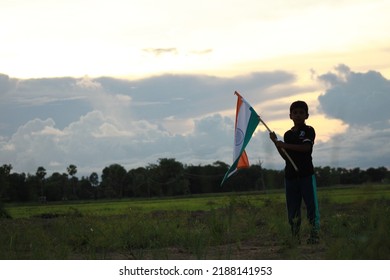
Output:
[269, 101, 320, 244]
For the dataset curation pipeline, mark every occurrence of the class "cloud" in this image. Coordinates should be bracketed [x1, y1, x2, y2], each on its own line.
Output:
[118, 71, 295, 121]
[142, 48, 178, 56]
[0, 111, 232, 175]
[315, 65, 390, 168]
[2, 66, 388, 177]
[142, 48, 213, 57]
[314, 126, 390, 168]
[318, 64, 390, 128]
[75, 76, 103, 90]
[190, 49, 213, 55]
[0, 69, 330, 175]
[0, 71, 296, 137]
[0, 118, 65, 172]
[0, 74, 17, 94]
[0, 74, 93, 136]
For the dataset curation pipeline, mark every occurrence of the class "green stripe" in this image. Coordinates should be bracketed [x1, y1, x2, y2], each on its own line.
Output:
[234, 108, 259, 170]
[242, 107, 260, 149]
[312, 175, 320, 229]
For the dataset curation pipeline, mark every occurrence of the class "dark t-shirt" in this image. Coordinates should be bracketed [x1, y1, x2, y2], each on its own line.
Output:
[283, 124, 315, 179]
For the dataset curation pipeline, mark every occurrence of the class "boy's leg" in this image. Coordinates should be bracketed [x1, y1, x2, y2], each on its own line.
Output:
[301, 175, 320, 243]
[285, 178, 302, 240]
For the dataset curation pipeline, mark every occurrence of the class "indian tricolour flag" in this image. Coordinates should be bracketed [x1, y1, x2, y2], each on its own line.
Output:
[221, 91, 260, 185]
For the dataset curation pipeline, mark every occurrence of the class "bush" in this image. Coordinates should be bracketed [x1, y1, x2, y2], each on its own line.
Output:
[0, 203, 11, 219]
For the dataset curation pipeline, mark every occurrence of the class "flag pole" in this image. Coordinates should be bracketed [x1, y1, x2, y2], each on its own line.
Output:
[258, 116, 299, 172]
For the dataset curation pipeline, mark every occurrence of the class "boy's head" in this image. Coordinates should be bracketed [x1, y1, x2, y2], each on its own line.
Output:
[289, 101, 309, 124]
[290, 100, 309, 115]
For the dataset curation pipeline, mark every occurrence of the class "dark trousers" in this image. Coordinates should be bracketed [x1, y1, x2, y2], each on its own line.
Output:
[285, 175, 320, 235]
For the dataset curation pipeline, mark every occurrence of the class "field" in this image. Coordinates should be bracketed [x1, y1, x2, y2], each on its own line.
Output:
[1, 184, 390, 259]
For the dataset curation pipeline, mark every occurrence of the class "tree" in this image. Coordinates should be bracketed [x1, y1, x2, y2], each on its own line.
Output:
[67, 164, 78, 198]
[78, 176, 95, 200]
[89, 172, 99, 199]
[101, 164, 128, 198]
[0, 164, 12, 176]
[67, 164, 77, 177]
[128, 167, 148, 197]
[45, 172, 67, 201]
[340, 167, 367, 184]
[8, 173, 29, 202]
[147, 158, 189, 196]
[366, 167, 388, 182]
[36, 166, 46, 201]
[89, 172, 99, 187]
[0, 164, 13, 200]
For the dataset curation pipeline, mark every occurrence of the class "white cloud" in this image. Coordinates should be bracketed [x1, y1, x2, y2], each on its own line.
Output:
[75, 76, 103, 90]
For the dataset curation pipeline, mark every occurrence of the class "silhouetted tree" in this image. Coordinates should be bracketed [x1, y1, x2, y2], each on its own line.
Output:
[67, 164, 78, 199]
[0, 164, 13, 201]
[89, 172, 99, 199]
[36, 166, 46, 201]
[147, 158, 189, 196]
[45, 172, 67, 201]
[128, 167, 148, 197]
[8, 172, 29, 202]
[101, 164, 127, 198]
[366, 167, 387, 182]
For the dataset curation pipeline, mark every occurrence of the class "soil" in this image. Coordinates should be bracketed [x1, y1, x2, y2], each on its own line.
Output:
[102, 237, 327, 260]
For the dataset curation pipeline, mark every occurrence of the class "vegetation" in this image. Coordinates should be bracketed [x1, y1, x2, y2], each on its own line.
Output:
[1, 186, 390, 259]
[1, 160, 389, 259]
[0, 160, 389, 202]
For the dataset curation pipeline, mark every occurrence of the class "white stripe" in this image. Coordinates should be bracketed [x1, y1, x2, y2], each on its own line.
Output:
[233, 101, 252, 161]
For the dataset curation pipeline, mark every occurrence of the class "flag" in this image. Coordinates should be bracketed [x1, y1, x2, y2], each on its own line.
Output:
[221, 91, 259, 185]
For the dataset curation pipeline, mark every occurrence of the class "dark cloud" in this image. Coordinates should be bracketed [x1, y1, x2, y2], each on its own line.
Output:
[120, 71, 295, 120]
[318, 64, 390, 128]
[13, 77, 79, 99]
[315, 65, 390, 168]
[0, 70, 298, 174]
[0, 75, 94, 136]
[0, 71, 295, 131]
[0, 99, 92, 136]
[314, 126, 390, 169]
[0, 74, 17, 94]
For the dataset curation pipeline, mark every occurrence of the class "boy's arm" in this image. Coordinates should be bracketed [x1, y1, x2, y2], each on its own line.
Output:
[269, 132, 300, 172]
[269, 132, 288, 159]
[275, 141, 312, 153]
[269, 132, 312, 153]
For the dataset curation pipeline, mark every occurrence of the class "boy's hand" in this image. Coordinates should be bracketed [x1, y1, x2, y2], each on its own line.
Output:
[269, 131, 278, 143]
[274, 140, 285, 149]
[269, 132, 285, 148]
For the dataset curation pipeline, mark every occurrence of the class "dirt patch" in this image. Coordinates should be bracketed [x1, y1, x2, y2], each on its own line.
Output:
[101, 237, 327, 260]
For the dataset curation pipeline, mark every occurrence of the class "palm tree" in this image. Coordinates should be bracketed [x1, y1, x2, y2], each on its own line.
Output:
[36, 166, 46, 202]
[67, 164, 77, 198]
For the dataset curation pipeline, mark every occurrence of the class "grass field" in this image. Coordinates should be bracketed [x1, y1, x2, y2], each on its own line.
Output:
[1, 184, 390, 259]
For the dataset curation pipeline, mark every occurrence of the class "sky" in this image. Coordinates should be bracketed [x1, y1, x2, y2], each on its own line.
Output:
[0, 0, 389, 176]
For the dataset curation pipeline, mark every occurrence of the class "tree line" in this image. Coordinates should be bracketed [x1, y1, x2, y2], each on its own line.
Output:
[0, 159, 389, 203]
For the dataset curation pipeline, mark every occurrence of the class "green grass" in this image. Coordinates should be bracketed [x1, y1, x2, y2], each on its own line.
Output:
[5, 192, 280, 219]
[1, 184, 390, 260]
[5, 184, 390, 219]
[319, 184, 390, 203]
